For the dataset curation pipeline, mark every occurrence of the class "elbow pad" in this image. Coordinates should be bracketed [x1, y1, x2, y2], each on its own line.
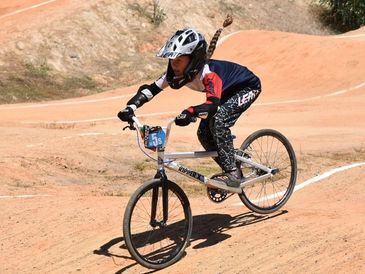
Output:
[127, 83, 162, 109]
[127, 90, 148, 109]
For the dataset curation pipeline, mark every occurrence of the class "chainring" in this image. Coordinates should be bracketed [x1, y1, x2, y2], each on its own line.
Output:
[206, 174, 230, 203]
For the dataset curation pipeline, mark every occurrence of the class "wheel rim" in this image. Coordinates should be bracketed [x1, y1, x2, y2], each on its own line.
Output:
[240, 133, 296, 210]
[129, 184, 190, 265]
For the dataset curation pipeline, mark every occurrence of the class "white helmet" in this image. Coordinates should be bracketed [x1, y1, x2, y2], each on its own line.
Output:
[157, 28, 207, 89]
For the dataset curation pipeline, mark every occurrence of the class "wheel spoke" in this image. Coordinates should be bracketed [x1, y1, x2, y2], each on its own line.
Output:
[238, 129, 297, 214]
[124, 179, 192, 268]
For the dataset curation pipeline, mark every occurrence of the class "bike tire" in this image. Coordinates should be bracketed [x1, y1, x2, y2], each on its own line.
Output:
[123, 179, 192, 269]
[237, 129, 297, 214]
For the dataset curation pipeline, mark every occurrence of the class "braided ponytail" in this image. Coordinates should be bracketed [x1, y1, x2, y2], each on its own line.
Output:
[206, 14, 233, 59]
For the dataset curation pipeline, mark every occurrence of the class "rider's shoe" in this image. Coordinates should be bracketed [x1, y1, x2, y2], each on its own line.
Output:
[224, 168, 244, 188]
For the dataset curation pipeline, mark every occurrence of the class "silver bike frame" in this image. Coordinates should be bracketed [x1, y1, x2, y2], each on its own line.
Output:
[132, 116, 274, 194]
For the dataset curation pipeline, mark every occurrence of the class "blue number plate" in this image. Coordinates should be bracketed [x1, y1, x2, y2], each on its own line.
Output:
[144, 127, 166, 149]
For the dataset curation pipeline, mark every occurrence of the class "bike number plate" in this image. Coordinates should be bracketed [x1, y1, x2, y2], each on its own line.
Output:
[144, 126, 166, 150]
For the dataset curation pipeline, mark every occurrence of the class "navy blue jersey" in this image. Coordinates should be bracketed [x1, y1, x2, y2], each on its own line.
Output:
[153, 59, 261, 117]
[206, 59, 261, 101]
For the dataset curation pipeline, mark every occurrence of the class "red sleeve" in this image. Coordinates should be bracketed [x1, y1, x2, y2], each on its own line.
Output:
[186, 72, 222, 117]
[203, 72, 223, 102]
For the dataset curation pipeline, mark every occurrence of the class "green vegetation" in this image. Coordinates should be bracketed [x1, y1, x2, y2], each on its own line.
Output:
[0, 62, 98, 104]
[128, 0, 167, 26]
[133, 159, 155, 173]
[63, 75, 97, 91]
[25, 62, 51, 78]
[318, 0, 365, 32]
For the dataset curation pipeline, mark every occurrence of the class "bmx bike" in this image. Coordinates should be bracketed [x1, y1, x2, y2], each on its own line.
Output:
[122, 115, 297, 269]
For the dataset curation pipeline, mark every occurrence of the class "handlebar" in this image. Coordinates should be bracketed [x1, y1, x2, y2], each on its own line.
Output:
[122, 115, 197, 149]
[123, 115, 197, 131]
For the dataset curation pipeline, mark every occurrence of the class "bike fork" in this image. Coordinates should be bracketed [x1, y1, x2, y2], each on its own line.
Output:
[150, 186, 159, 227]
[150, 169, 169, 227]
[162, 181, 168, 225]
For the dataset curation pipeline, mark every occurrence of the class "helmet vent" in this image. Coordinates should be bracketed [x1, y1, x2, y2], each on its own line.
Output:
[183, 33, 195, 45]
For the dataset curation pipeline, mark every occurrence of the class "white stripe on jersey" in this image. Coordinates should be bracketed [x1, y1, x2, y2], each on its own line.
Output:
[155, 73, 169, 89]
[186, 64, 212, 92]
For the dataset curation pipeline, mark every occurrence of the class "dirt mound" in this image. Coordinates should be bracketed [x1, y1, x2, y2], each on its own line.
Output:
[214, 30, 365, 98]
[0, 3, 364, 274]
[0, 0, 331, 103]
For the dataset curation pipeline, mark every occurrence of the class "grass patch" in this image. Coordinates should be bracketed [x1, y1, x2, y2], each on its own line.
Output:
[193, 161, 221, 176]
[25, 62, 51, 78]
[101, 190, 129, 197]
[120, 158, 221, 196]
[133, 158, 155, 173]
[39, 122, 76, 130]
[127, 0, 167, 26]
[0, 61, 99, 104]
[63, 75, 97, 91]
[179, 181, 206, 196]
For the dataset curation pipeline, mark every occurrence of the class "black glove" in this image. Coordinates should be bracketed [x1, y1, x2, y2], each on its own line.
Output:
[175, 110, 193, 127]
[117, 106, 134, 122]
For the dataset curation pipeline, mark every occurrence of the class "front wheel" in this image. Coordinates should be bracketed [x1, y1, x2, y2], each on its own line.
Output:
[123, 179, 192, 269]
[237, 129, 297, 214]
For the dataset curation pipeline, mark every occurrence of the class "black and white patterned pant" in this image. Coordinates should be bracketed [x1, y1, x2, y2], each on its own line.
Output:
[197, 87, 261, 172]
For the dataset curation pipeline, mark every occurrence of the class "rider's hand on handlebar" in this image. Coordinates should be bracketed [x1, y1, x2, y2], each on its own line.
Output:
[118, 106, 134, 122]
[175, 110, 194, 127]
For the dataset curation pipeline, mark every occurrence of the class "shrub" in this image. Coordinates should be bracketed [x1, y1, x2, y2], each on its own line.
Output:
[128, 0, 167, 27]
[319, 0, 365, 32]
[25, 62, 50, 78]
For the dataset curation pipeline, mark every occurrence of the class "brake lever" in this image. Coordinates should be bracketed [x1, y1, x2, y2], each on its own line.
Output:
[122, 121, 136, 131]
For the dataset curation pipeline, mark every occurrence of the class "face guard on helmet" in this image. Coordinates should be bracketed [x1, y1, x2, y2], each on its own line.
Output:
[157, 28, 207, 89]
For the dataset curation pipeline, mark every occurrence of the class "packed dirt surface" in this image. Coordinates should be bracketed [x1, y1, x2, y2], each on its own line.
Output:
[0, 0, 330, 103]
[1, 1, 365, 274]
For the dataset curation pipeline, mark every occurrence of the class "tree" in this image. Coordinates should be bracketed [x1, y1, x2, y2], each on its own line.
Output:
[319, 0, 365, 32]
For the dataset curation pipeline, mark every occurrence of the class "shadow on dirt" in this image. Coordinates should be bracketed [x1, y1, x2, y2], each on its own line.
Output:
[93, 210, 287, 273]
[190, 210, 287, 249]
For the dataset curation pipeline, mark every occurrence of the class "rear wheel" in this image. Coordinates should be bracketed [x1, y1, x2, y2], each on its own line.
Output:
[123, 179, 192, 269]
[237, 129, 297, 214]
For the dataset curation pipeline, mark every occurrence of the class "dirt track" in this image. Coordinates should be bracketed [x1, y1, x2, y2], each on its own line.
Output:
[1, 2, 365, 273]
